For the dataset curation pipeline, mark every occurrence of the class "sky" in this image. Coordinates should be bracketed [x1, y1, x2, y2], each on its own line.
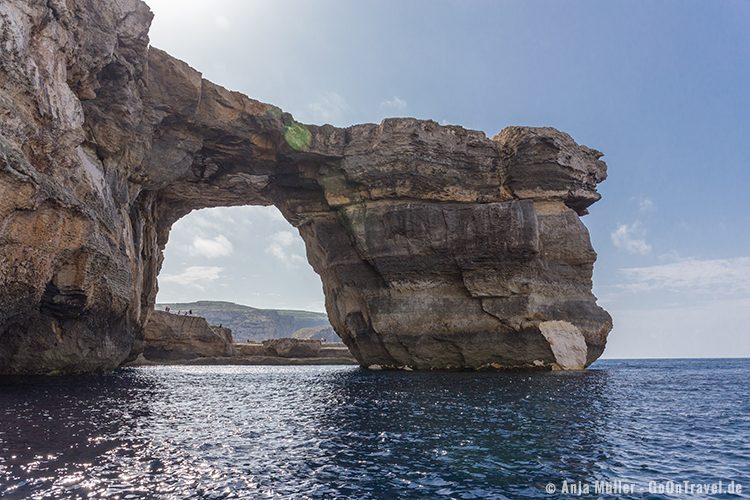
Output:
[148, 0, 750, 358]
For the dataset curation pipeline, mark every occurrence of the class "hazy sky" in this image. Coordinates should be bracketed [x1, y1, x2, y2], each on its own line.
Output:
[148, 0, 750, 358]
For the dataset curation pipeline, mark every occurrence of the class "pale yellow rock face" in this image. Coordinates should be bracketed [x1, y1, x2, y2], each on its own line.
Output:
[539, 321, 589, 370]
[0, 0, 611, 374]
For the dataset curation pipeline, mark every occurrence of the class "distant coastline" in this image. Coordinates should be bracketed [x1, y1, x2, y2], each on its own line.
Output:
[132, 308, 356, 367]
[156, 300, 339, 343]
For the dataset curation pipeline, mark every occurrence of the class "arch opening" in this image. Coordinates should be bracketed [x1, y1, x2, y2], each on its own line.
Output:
[135, 206, 348, 364]
[158, 206, 325, 315]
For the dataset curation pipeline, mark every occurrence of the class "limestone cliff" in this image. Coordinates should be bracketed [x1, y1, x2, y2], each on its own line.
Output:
[157, 301, 336, 342]
[139, 311, 233, 361]
[0, 0, 611, 374]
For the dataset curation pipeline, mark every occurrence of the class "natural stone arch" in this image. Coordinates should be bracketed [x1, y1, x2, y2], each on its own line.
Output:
[0, 0, 611, 374]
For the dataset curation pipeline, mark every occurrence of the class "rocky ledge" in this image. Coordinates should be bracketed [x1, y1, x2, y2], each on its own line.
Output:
[0, 0, 611, 374]
[129, 311, 356, 365]
[132, 311, 234, 362]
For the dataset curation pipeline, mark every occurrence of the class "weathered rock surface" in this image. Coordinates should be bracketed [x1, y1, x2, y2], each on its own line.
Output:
[231, 340, 357, 365]
[262, 338, 322, 358]
[139, 311, 233, 361]
[0, 0, 611, 374]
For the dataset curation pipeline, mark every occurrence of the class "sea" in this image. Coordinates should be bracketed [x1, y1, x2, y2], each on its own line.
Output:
[1, 359, 748, 499]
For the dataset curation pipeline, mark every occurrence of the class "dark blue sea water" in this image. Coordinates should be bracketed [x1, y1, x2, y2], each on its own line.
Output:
[1, 359, 748, 499]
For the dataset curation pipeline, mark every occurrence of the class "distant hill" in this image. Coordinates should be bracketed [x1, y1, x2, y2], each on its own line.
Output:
[156, 301, 340, 343]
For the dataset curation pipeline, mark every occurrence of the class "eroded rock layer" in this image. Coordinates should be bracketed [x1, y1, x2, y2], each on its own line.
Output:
[139, 311, 234, 362]
[0, 0, 611, 374]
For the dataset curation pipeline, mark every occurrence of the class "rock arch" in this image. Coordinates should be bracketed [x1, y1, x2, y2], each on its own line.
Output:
[0, 0, 611, 374]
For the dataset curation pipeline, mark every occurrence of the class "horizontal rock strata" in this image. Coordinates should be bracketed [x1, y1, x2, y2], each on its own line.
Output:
[0, 0, 611, 374]
[138, 311, 234, 362]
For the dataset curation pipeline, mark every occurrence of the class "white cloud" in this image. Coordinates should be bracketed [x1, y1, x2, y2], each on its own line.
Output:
[189, 235, 234, 258]
[638, 197, 655, 212]
[214, 15, 230, 30]
[160, 266, 224, 288]
[380, 96, 407, 112]
[184, 210, 236, 231]
[610, 200, 654, 256]
[273, 231, 295, 246]
[611, 222, 652, 255]
[619, 256, 750, 295]
[307, 92, 348, 124]
[265, 230, 307, 267]
[602, 297, 750, 359]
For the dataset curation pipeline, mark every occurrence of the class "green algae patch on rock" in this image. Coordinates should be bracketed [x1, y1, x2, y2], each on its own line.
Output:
[284, 122, 312, 151]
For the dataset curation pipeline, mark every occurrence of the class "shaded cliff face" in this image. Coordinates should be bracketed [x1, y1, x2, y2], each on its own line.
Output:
[140, 311, 233, 361]
[0, 0, 611, 374]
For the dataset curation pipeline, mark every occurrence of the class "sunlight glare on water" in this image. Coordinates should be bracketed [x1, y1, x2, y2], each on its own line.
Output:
[1, 360, 749, 498]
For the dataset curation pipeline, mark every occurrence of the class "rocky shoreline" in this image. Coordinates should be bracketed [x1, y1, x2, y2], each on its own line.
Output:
[129, 310, 356, 366]
[126, 354, 358, 367]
